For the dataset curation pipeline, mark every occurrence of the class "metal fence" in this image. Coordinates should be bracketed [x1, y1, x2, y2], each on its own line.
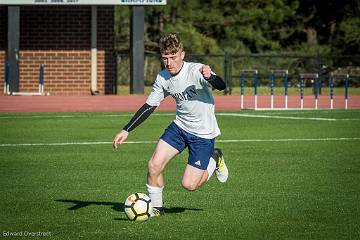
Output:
[116, 52, 360, 95]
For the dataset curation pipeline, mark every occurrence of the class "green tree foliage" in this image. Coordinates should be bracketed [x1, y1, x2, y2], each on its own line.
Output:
[289, 0, 360, 55]
[335, 17, 360, 54]
[114, 0, 360, 55]
[114, 6, 130, 52]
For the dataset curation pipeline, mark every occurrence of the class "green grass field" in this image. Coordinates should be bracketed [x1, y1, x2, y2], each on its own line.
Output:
[1, 110, 360, 239]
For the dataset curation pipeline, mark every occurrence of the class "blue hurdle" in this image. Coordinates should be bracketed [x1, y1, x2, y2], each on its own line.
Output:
[300, 73, 319, 109]
[39, 64, 44, 94]
[4, 62, 10, 95]
[270, 69, 288, 109]
[330, 73, 350, 110]
[4, 63, 45, 96]
[345, 76, 349, 110]
[240, 69, 258, 109]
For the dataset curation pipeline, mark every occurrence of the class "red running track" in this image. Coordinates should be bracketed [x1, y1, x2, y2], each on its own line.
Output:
[0, 95, 359, 112]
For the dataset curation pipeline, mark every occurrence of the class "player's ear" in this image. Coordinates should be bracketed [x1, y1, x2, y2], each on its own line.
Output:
[181, 51, 185, 60]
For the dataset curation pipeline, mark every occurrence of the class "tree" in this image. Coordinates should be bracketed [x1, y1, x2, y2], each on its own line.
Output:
[291, 0, 360, 54]
[114, 6, 130, 52]
[114, 0, 360, 55]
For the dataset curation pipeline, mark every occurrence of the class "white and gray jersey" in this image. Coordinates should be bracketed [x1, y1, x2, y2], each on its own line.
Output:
[146, 61, 221, 139]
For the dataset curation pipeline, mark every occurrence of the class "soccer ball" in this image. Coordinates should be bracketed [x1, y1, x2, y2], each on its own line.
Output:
[124, 193, 152, 222]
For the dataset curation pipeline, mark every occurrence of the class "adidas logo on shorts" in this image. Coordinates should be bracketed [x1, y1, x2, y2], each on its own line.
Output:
[194, 160, 201, 166]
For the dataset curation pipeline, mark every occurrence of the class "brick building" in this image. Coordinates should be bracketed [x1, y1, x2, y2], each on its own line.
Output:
[0, 5, 115, 95]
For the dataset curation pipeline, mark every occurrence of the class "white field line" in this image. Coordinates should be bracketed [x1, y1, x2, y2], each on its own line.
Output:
[218, 138, 360, 143]
[0, 141, 154, 147]
[0, 112, 359, 121]
[1, 138, 359, 147]
[216, 112, 360, 121]
[0, 113, 174, 119]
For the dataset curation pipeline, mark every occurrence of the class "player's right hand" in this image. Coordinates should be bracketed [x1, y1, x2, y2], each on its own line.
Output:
[113, 130, 129, 150]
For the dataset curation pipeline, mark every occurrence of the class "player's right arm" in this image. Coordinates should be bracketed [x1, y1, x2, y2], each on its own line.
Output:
[113, 74, 167, 150]
[113, 130, 129, 149]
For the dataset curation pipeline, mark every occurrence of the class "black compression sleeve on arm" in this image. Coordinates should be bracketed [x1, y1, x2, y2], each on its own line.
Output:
[207, 75, 226, 90]
[123, 103, 157, 132]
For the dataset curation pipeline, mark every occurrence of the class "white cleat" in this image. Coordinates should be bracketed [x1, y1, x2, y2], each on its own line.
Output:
[212, 148, 229, 183]
[150, 207, 165, 217]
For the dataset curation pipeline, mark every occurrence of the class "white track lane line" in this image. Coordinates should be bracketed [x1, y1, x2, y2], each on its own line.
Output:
[1, 138, 359, 147]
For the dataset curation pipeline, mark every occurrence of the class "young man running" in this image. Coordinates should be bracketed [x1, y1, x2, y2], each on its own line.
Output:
[113, 32, 229, 217]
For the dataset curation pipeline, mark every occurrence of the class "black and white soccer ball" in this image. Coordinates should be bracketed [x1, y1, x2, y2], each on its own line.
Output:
[124, 193, 152, 222]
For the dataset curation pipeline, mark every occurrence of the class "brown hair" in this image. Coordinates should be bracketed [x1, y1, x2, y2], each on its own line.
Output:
[159, 32, 183, 54]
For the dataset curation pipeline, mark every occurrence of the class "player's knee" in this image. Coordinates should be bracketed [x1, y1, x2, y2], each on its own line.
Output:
[147, 159, 162, 176]
[181, 180, 198, 192]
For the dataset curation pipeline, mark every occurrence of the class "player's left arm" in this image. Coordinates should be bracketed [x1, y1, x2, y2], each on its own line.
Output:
[199, 65, 226, 91]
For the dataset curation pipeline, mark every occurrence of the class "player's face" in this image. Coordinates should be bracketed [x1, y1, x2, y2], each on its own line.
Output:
[161, 50, 185, 75]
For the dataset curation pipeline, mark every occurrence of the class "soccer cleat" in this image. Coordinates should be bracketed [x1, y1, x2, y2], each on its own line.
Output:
[150, 207, 165, 217]
[212, 148, 229, 183]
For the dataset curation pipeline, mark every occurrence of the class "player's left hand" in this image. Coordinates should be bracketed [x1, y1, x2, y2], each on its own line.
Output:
[200, 65, 212, 80]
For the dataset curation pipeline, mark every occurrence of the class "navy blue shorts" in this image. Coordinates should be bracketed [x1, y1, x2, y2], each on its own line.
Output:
[160, 122, 215, 170]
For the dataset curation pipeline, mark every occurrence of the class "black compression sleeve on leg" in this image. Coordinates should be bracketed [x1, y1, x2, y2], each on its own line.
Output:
[123, 103, 157, 132]
[207, 75, 226, 90]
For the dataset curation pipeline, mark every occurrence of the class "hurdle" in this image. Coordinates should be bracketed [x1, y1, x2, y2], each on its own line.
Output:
[299, 73, 319, 109]
[330, 73, 350, 110]
[240, 69, 258, 109]
[3, 62, 10, 95]
[269, 69, 288, 109]
[5, 64, 46, 96]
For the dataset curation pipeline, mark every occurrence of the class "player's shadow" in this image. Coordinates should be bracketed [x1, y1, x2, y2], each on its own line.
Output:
[56, 199, 203, 220]
[56, 199, 124, 212]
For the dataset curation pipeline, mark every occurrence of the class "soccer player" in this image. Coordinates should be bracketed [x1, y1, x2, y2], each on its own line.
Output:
[113, 32, 229, 217]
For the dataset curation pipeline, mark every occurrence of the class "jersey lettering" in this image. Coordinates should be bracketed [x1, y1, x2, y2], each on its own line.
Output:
[171, 85, 198, 102]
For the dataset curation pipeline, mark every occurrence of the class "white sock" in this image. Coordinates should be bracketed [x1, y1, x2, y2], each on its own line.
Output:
[207, 157, 217, 181]
[146, 184, 164, 208]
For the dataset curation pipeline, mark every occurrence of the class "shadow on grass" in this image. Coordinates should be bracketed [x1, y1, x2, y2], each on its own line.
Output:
[56, 199, 203, 220]
[56, 199, 124, 212]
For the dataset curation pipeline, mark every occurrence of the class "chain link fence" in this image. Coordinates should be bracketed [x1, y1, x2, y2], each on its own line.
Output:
[116, 52, 360, 95]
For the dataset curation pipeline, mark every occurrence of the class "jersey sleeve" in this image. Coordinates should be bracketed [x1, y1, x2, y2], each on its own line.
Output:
[146, 75, 168, 106]
[123, 103, 157, 132]
[207, 75, 226, 90]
